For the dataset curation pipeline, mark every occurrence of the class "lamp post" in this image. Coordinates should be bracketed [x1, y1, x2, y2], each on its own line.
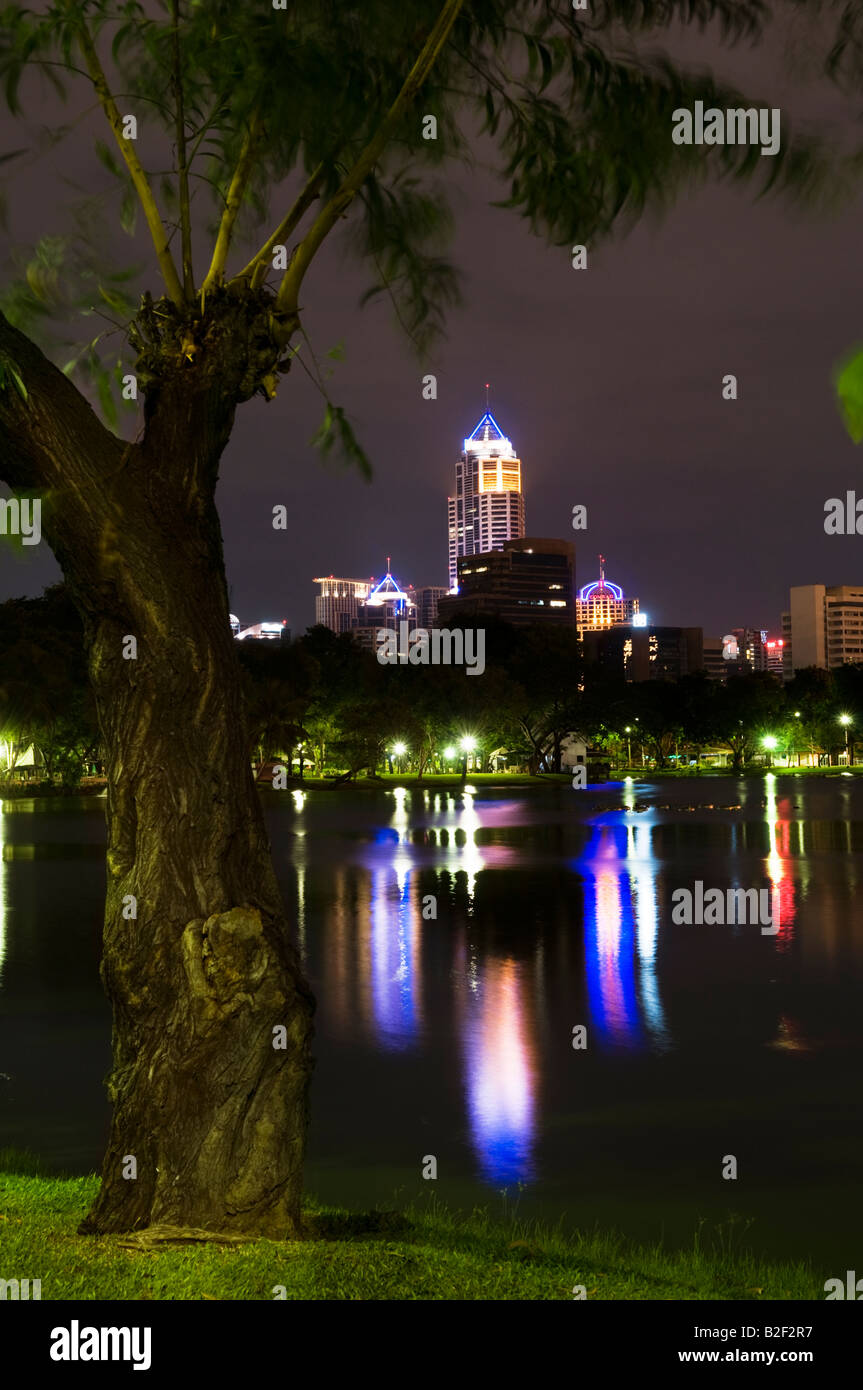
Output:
[762, 734, 777, 769]
[460, 735, 477, 777]
[624, 726, 632, 768]
[392, 740, 407, 775]
[839, 714, 853, 766]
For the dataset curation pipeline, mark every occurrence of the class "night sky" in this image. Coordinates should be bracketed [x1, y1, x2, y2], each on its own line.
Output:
[2, 9, 862, 640]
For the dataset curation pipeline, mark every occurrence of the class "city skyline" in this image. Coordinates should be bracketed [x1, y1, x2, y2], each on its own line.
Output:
[4, 83, 863, 640]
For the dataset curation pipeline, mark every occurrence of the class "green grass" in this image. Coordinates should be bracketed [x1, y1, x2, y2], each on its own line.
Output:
[265, 769, 863, 790]
[0, 1158, 825, 1300]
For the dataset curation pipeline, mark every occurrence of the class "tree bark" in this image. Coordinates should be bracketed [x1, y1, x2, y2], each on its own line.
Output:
[0, 308, 314, 1237]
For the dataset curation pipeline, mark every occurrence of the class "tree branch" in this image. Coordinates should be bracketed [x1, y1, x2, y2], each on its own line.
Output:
[230, 158, 327, 291]
[171, 0, 194, 300]
[202, 113, 264, 292]
[73, 12, 184, 307]
[276, 0, 466, 314]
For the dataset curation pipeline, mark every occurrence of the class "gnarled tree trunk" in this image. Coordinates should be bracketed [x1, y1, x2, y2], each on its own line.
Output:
[0, 301, 314, 1237]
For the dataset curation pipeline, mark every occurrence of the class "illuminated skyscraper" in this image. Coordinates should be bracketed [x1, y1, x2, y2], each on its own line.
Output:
[447, 410, 525, 590]
[576, 556, 640, 634]
[314, 575, 374, 633]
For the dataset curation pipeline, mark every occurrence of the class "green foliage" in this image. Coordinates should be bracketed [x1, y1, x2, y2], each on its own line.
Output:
[355, 173, 460, 356]
[0, 0, 850, 471]
[0, 349, 27, 400]
[0, 217, 140, 428]
[309, 402, 372, 480]
[11, 584, 863, 781]
[0, 584, 99, 783]
[833, 345, 863, 444]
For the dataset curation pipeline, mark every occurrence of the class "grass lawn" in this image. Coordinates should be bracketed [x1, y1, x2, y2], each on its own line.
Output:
[0, 1155, 824, 1300]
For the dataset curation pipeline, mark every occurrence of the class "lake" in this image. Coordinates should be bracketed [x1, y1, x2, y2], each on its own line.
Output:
[1, 775, 861, 1266]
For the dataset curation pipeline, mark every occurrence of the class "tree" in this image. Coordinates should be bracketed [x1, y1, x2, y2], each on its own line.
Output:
[627, 679, 684, 769]
[712, 672, 785, 773]
[503, 624, 583, 772]
[0, 0, 833, 1237]
[0, 584, 99, 782]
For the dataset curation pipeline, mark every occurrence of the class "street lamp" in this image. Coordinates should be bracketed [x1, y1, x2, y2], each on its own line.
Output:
[459, 734, 477, 777]
[443, 745, 456, 772]
[391, 740, 407, 774]
[762, 734, 777, 769]
[624, 726, 632, 767]
[839, 713, 853, 766]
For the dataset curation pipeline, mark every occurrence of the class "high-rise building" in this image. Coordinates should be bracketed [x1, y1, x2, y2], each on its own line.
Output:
[702, 636, 726, 680]
[702, 628, 782, 681]
[576, 556, 640, 634]
[582, 624, 703, 682]
[314, 575, 374, 633]
[447, 411, 525, 590]
[414, 585, 449, 629]
[438, 537, 574, 627]
[235, 620, 290, 642]
[764, 636, 785, 677]
[354, 567, 416, 633]
[721, 627, 767, 676]
[336, 566, 414, 653]
[782, 584, 863, 677]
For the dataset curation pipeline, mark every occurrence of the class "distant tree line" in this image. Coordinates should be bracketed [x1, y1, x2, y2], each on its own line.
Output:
[2, 588, 863, 783]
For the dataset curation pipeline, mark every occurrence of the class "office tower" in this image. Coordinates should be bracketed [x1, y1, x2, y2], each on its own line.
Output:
[782, 584, 863, 676]
[414, 585, 449, 629]
[438, 537, 574, 627]
[702, 636, 726, 680]
[582, 624, 703, 682]
[576, 556, 640, 634]
[447, 410, 525, 590]
[763, 637, 785, 678]
[720, 627, 768, 676]
[350, 564, 416, 650]
[314, 575, 373, 633]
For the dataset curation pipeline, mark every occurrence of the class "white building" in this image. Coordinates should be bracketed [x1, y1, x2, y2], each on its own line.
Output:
[782, 584, 863, 677]
[314, 576, 374, 633]
[235, 620, 289, 641]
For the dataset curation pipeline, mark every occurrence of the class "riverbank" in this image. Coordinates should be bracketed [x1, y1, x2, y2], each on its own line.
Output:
[272, 767, 863, 788]
[5, 768, 863, 801]
[0, 1160, 822, 1300]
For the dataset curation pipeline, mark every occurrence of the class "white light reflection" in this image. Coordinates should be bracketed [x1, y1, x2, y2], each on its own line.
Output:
[626, 820, 669, 1049]
[763, 773, 796, 948]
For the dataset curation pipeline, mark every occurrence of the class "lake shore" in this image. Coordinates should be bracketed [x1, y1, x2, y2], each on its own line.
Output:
[0, 1158, 824, 1301]
[5, 766, 863, 799]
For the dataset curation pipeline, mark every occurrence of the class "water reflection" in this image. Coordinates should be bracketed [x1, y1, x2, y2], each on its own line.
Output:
[4, 780, 859, 1216]
[365, 860, 422, 1050]
[763, 774, 796, 951]
[579, 823, 662, 1051]
[462, 956, 537, 1185]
